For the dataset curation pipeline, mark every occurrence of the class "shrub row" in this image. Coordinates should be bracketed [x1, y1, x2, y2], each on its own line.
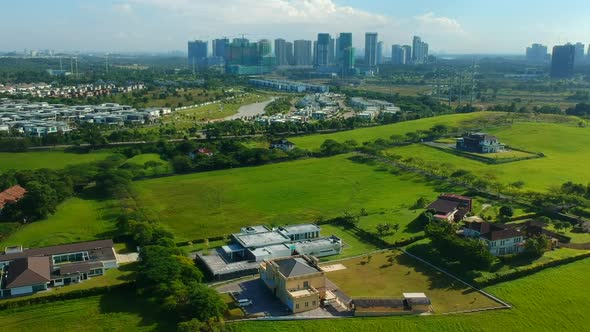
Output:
[176, 235, 227, 247]
[0, 282, 135, 310]
[473, 252, 590, 287]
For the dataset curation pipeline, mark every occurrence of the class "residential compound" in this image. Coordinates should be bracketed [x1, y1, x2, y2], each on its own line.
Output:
[0, 99, 171, 136]
[463, 220, 571, 256]
[254, 93, 343, 125]
[0, 185, 27, 214]
[427, 194, 473, 222]
[249, 79, 329, 94]
[0, 82, 145, 99]
[456, 133, 505, 154]
[349, 97, 401, 120]
[197, 224, 342, 280]
[260, 255, 326, 313]
[0, 240, 118, 297]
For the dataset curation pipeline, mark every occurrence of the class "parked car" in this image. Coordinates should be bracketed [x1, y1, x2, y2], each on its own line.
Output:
[238, 299, 253, 307]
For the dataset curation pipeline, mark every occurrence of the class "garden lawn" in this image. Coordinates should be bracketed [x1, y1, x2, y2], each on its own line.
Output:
[290, 112, 494, 150]
[386, 121, 590, 192]
[324, 250, 500, 313]
[0, 197, 118, 248]
[0, 151, 113, 172]
[235, 258, 590, 331]
[133, 154, 450, 242]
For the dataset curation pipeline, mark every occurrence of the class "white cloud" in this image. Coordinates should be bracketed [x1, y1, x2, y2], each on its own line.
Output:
[112, 3, 134, 15]
[414, 12, 464, 34]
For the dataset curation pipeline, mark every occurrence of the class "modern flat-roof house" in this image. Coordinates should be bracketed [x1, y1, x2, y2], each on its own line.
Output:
[456, 133, 505, 154]
[427, 194, 472, 222]
[260, 255, 326, 313]
[197, 224, 342, 281]
[0, 239, 118, 297]
[0, 185, 27, 213]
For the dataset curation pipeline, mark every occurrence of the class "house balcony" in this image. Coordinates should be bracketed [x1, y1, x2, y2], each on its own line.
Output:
[287, 286, 320, 300]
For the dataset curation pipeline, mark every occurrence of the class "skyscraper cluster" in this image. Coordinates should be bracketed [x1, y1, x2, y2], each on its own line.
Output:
[188, 33, 431, 75]
[527, 42, 589, 78]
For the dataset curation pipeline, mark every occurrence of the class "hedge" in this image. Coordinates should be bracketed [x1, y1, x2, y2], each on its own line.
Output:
[0, 282, 136, 310]
[473, 252, 590, 287]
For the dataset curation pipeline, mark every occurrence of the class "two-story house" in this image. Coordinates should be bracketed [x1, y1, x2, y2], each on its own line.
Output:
[260, 255, 326, 313]
[456, 133, 505, 154]
[463, 222, 524, 256]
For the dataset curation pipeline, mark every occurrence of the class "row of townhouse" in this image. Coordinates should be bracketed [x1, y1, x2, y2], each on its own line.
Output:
[0, 99, 170, 135]
[349, 97, 402, 120]
[0, 83, 145, 99]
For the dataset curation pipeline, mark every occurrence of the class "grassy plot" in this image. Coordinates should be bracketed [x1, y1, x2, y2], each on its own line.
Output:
[0, 290, 174, 332]
[236, 258, 590, 331]
[165, 94, 267, 126]
[0, 197, 118, 249]
[290, 112, 493, 150]
[324, 250, 500, 313]
[387, 121, 590, 192]
[123, 153, 174, 177]
[133, 154, 450, 242]
[0, 151, 113, 172]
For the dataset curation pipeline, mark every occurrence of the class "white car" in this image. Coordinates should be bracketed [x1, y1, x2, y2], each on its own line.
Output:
[238, 299, 253, 307]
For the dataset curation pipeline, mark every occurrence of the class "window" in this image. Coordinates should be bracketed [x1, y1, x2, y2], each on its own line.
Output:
[305, 302, 309, 307]
[312, 301, 316, 306]
[303, 281, 309, 288]
[296, 304, 299, 309]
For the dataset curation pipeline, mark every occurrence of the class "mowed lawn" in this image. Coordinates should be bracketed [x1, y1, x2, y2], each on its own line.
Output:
[324, 250, 500, 313]
[0, 290, 174, 332]
[0, 197, 118, 248]
[387, 122, 590, 192]
[290, 112, 493, 150]
[237, 258, 590, 331]
[0, 151, 113, 172]
[133, 154, 447, 241]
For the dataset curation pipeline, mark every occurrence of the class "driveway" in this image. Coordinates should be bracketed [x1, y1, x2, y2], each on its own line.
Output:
[217, 277, 353, 318]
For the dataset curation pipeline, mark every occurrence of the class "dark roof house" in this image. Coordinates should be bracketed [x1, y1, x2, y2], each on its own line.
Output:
[4, 256, 51, 289]
[427, 194, 472, 222]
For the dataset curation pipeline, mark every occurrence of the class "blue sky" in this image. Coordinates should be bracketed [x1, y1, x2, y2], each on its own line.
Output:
[1, 0, 589, 54]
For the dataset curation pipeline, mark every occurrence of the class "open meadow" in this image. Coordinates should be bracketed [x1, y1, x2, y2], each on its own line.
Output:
[0, 151, 113, 172]
[324, 250, 500, 313]
[386, 121, 590, 192]
[0, 197, 118, 248]
[133, 154, 457, 242]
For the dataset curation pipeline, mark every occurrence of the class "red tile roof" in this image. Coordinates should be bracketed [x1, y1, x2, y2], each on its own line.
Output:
[0, 185, 27, 209]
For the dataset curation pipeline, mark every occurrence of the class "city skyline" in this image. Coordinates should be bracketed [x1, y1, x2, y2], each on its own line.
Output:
[1, 0, 590, 54]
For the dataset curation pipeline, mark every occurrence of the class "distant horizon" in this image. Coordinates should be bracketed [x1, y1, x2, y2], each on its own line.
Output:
[1, 0, 589, 54]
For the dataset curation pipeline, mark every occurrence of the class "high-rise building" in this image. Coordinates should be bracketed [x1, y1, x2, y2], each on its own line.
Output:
[391, 45, 405, 65]
[526, 43, 549, 63]
[294, 40, 313, 66]
[316, 33, 331, 66]
[412, 36, 429, 64]
[402, 45, 412, 64]
[377, 41, 384, 65]
[343, 47, 356, 72]
[335, 37, 341, 64]
[551, 44, 575, 78]
[228, 39, 259, 66]
[328, 36, 336, 65]
[338, 33, 353, 65]
[574, 42, 586, 66]
[274, 39, 288, 66]
[213, 38, 229, 60]
[258, 39, 272, 57]
[365, 33, 378, 66]
[286, 42, 294, 66]
[188, 40, 208, 65]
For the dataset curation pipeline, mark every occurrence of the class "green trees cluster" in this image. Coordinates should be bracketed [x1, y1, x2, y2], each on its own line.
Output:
[425, 220, 495, 270]
[524, 235, 550, 258]
[264, 97, 292, 116]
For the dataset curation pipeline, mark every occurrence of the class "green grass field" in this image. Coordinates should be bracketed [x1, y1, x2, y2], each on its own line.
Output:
[236, 258, 590, 331]
[0, 197, 118, 248]
[386, 121, 590, 192]
[324, 250, 500, 313]
[0, 151, 113, 172]
[133, 154, 453, 242]
[0, 290, 174, 332]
